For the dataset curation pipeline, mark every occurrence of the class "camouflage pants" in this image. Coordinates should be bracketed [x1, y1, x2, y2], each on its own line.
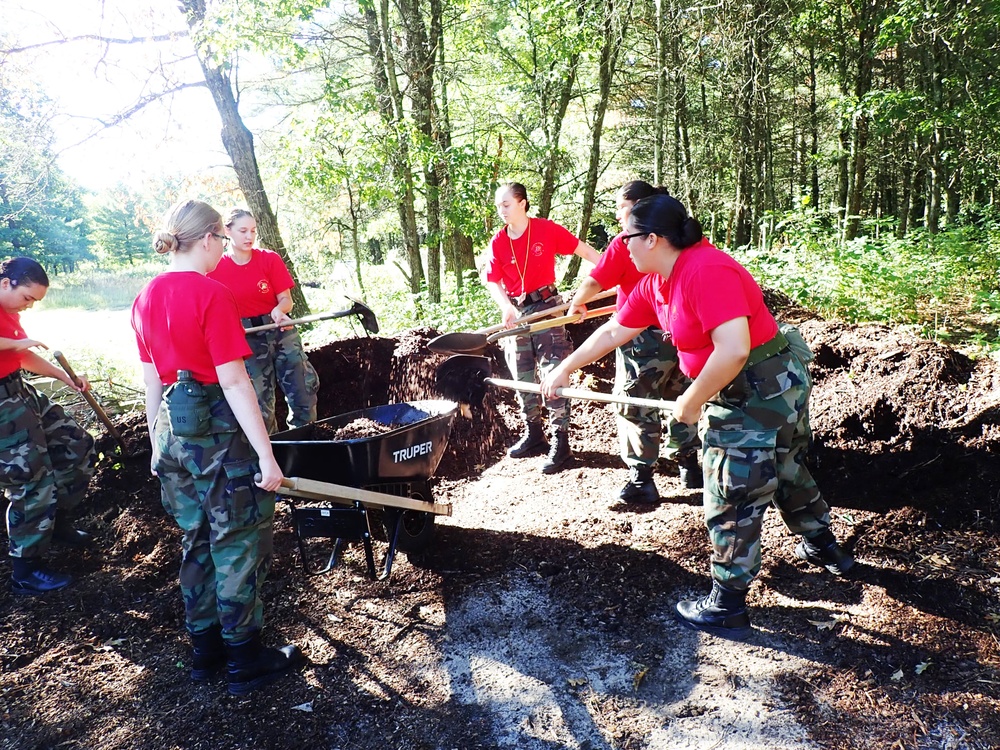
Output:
[245, 326, 320, 434]
[700, 344, 830, 590]
[1, 380, 95, 559]
[614, 327, 700, 469]
[152, 395, 275, 642]
[502, 296, 572, 432]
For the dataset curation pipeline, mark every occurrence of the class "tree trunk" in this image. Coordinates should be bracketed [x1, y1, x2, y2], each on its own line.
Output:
[179, 0, 309, 315]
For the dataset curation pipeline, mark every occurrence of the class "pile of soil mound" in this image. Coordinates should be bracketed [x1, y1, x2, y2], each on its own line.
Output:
[801, 320, 1000, 520]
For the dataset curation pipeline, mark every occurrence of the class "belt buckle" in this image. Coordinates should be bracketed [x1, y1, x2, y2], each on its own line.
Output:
[515, 293, 526, 306]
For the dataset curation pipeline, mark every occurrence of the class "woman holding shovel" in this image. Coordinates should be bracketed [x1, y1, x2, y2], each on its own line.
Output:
[133, 199, 303, 694]
[208, 208, 319, 433]
[484, 182, 601, 474]
[541, 193, 852, 638]
[568, 181, 701, 504]
[0, 257, 96, 595]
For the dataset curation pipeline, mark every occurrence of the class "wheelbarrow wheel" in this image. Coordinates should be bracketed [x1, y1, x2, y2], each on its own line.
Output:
[381, 481, 436, 554]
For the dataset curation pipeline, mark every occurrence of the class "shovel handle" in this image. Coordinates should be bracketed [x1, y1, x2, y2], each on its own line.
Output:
[484, 377, 676, 412]
[486, 305, 618, 343]
[52, 351, 127, 453]
[478, 287, 618, 336]
[244, 309, 354, 334]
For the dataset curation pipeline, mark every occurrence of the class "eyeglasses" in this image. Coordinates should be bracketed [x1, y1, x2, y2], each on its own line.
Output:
[210, 233, 231, 248]
[622, 231, 651, 242]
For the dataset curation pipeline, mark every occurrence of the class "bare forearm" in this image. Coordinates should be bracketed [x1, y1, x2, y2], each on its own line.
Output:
[569, 277, 604, 309]
[574, 241, 601, 266]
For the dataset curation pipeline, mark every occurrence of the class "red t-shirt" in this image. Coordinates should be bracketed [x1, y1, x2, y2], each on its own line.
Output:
[484, 217, 579, 297]
[207, 249, 295, 317]
[0, 308, 26, 378]
[589, 231, 646, 309]
[617, 239, 778, 378]
[131, 271, 252, 385]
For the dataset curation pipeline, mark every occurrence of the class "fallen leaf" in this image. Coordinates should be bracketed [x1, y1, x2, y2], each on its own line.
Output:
[292, 702, 313, 712]
[807, 619, 838, 630]
[567, 677, 588, 688]
[915, 661, 931, 675]
[891, 669, 904, 681]
[985, 612, 1000, 623]
[633, 666, 649, 691]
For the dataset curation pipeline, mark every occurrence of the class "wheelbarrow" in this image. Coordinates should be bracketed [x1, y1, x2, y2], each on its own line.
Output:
[269, 399, 457, 580]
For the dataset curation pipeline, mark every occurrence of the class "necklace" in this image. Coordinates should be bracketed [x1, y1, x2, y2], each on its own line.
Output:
[508, 219, 531, 305]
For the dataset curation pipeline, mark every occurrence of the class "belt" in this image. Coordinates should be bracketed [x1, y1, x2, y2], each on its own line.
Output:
[743, 329, 790, 370]
[242, 315, 270, 329]
[163, 380, 225, 401]
[510, 284, 558, 308]
[0, 371, 24, 399]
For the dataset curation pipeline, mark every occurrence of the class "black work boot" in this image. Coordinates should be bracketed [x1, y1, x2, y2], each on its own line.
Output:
[676, 452, 703, 490]
[52, 514, 92, 547]
[619, 466, 660, 504]
[10, 557, 73, 595]
[226, 632, 305, 696]
[508, 421, 547, 458]
[541, 430, 571, 474]
[675, 580, 752, 639]
[796, 530, 855, 576]
[189, 624, 226, 681]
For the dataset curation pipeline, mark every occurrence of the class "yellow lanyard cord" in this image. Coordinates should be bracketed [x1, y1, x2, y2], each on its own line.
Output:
[508, 219, 531, 301]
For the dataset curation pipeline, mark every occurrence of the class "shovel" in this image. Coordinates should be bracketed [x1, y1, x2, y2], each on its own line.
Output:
[427, 287, 617, 355]
[485, 304, 617, 344]
[52, 351, 128, 455]
[435, 354, 676, 412]
[244, 296, 379, 335]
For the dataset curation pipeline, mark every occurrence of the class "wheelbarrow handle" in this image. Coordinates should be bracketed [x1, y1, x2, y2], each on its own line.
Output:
[244, 310, 356, 334]
[486, 304, 618, 343]
[52, 351, 128, 454]
[477, 287, 618, 336]
[264, 475, 453, 516]
[485, 377, 677, 412]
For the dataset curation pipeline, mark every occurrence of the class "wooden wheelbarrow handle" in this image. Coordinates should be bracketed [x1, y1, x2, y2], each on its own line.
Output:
[486, 304, 618, 343]
[52, 351, 127, 454]
[270, 476, 453, 516]
[485, 377, 677, 412]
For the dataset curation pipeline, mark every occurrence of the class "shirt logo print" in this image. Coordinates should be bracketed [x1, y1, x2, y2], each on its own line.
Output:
[531, 242, 544, 257]
[257, 280, 271, 295]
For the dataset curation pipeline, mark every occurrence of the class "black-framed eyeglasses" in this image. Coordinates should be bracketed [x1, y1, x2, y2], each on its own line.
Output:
[622, 231, 651, 242]
[210, 232, 231, 248]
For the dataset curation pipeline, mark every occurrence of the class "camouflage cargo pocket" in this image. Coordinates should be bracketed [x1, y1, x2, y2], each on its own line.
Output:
[222, 458, 271, 529]
[702, 427, 779, 500]
[0, 428, 44, 485]
[745, 352, 795, 400]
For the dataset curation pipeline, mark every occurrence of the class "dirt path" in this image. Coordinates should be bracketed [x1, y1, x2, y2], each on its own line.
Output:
[2, 319, 999, 749]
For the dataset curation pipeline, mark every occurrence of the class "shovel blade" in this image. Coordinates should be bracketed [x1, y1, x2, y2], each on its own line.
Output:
[435, 355, 494, 406]
[345, 296, 380, 334]
[426, 332, 489, 355]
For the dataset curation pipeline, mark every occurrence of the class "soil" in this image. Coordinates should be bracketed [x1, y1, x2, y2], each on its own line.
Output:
[2, 302, 1000, 750]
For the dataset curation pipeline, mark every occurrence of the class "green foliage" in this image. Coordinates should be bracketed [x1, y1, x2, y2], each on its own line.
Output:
[88, 185, 159, 267]
[734, 208, 1000, 350]
[39, 263, 159, 311]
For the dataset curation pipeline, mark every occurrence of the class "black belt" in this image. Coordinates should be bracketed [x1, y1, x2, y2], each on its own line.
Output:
[510, 284, 558, 308]
[242, 315, 270, 328]
[0, 371, 24, 399]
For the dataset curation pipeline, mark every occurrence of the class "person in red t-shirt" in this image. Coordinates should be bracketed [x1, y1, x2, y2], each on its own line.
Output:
[0, 257, 96, 595]
[483, 182, 600, 474]
[542, 194, 852, 639]
[568, 181, 701, 503]
[207, 209, 319, 434]
[132, 199, 302, 695]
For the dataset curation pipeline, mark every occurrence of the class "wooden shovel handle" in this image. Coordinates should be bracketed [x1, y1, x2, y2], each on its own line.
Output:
[478, 287, 618, 336]
[484, 377, 676, 411]
[486, 305, 618, 343]
[244, 310, 353, 334]
[261, 475, 452, 516]
[52, 351, 127, 453]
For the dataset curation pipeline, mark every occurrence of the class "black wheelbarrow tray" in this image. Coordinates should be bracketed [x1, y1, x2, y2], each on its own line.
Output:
[270, 399, 458, 580]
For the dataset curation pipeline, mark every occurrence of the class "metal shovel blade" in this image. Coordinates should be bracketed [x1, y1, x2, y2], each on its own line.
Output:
[345, 296, 380, 335]
[426, 332, 489, 355]
[435, 355, 494, 406]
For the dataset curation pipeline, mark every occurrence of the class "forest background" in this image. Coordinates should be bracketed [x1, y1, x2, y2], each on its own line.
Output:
[1, 0, 999, 373]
